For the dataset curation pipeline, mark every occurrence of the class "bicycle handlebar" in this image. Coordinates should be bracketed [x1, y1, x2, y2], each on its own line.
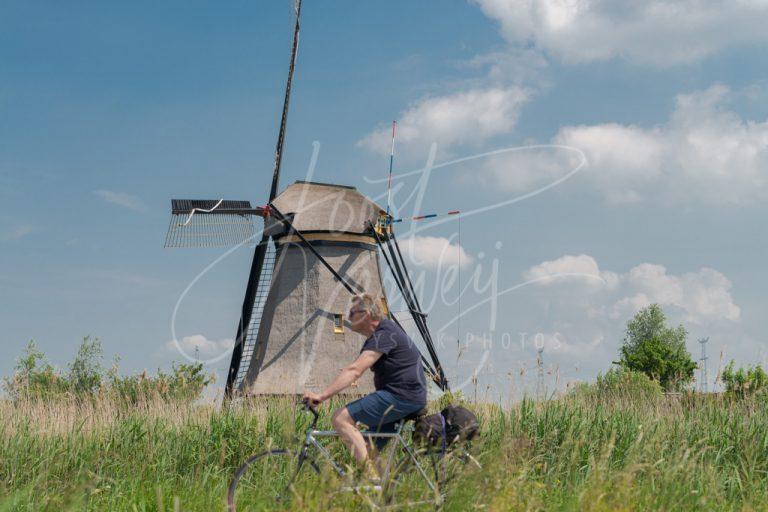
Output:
[301, 399, 320, 426]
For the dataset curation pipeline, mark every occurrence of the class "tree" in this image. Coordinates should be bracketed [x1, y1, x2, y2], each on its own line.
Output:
[617, 304, 696, 391]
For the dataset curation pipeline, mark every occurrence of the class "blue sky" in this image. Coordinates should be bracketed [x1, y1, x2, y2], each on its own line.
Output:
[2, 1, 767, 399]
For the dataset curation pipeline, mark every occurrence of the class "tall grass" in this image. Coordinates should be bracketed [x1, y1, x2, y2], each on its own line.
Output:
[2, 383, 768, 511]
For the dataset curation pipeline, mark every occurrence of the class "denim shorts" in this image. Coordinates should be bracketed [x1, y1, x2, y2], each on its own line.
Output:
[346, 390, 425, 447]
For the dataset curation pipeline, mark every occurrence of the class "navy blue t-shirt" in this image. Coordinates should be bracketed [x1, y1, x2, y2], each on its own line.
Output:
[361, 318, 427, 404]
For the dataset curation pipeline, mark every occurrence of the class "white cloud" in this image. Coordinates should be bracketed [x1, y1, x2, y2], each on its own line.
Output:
[358, 87, 530, 158]
[556, 124, 665, 194]
[472, 0, 768, 66]
[612, 264, 741, 323]
[524, 253, 620, 289]
[474, 145, 578, 193]
[399, 235, 473, 270]
[479, 85, 768, 204]
[165, 335, 234, 358]
[94, 190, 147, 212]
[2, 224, 37, 241]
[524, 254, 740, 325]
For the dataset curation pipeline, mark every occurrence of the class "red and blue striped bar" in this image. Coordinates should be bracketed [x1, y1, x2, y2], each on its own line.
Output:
[391, 210, 460, 224]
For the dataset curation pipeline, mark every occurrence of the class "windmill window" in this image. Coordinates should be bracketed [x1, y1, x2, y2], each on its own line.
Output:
[333, 314, 344, 333]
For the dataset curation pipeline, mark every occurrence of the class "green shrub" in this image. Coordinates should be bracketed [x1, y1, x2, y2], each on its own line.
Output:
[107, 361, 214, 404]
[721, 360, 768, 398]
[573, 367, 663, 403]
[68, 336, 103, 395]
[4, 339, 213, 404]
[2, 341, 70, 400]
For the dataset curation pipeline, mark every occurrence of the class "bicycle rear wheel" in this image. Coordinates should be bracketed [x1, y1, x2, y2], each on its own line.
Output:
[382, 447, 478, 508]
[381, 448, 442, 509]
[228, 449, 314, 511]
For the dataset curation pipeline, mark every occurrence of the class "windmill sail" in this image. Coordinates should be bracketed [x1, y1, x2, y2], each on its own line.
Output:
[164, 200, 265, 248]
[224, 0, 303, 399]
[231, 239, 277, 389]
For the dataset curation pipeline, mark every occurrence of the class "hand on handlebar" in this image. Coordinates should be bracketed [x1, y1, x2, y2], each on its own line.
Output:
[302, 391, 323, 408]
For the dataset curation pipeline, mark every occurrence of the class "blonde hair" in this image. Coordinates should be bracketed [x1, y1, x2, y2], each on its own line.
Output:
[351, 293, 383, 321]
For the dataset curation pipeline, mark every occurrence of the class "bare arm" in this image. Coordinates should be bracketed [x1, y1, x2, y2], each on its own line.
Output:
[312, 350, 382, 403]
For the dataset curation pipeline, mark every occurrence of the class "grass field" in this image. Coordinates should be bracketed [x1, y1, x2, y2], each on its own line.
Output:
[2, 382, 768, 511]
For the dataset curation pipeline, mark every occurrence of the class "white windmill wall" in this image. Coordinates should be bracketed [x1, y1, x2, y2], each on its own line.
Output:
[239, 181, 387, 396]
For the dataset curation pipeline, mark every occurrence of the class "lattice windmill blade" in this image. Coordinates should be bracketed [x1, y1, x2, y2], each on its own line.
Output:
[230, 237, 278, 391]
[164, 199, 268, 248]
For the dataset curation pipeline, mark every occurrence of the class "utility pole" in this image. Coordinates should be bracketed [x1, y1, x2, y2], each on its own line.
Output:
[536, 347, 545, 400]
[699, 337, 709, 393]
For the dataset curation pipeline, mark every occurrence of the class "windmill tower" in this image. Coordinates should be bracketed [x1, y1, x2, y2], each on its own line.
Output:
[163, 1, 448, 400]
[699, 337, 709, 393]
[238, 181, 387, 395]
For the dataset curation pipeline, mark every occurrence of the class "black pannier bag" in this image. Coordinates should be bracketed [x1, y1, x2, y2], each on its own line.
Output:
[413, 405, 479, 448]
[413, 413, 445, 446]
[442, 405, 479, 443]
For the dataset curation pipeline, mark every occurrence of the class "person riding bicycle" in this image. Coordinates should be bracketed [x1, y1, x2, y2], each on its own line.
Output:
[303, 293, 427, 472]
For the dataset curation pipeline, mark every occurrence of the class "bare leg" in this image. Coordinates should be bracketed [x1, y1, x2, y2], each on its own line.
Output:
[332, 407, 368, 463]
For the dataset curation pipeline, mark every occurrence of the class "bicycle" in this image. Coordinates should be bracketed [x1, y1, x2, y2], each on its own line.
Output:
[227, 403, 478, 510]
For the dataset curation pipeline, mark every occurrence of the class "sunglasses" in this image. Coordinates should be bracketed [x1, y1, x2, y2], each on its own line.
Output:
[348, 309, 366, 318]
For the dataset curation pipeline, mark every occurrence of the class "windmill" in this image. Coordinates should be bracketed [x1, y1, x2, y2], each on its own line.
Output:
[163, 1, 448, 400]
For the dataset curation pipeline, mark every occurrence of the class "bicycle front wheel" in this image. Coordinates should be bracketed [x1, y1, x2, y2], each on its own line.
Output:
[228, 449, 307, 511]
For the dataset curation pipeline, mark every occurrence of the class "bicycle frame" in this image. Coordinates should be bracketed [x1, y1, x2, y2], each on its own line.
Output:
[296, 405, 437, 495]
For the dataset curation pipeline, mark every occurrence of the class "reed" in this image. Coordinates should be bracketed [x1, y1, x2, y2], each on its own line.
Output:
[1, 385, 767, 510]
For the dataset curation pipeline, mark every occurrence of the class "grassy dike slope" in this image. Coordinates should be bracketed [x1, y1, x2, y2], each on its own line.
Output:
[2, 387, 768, 511]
